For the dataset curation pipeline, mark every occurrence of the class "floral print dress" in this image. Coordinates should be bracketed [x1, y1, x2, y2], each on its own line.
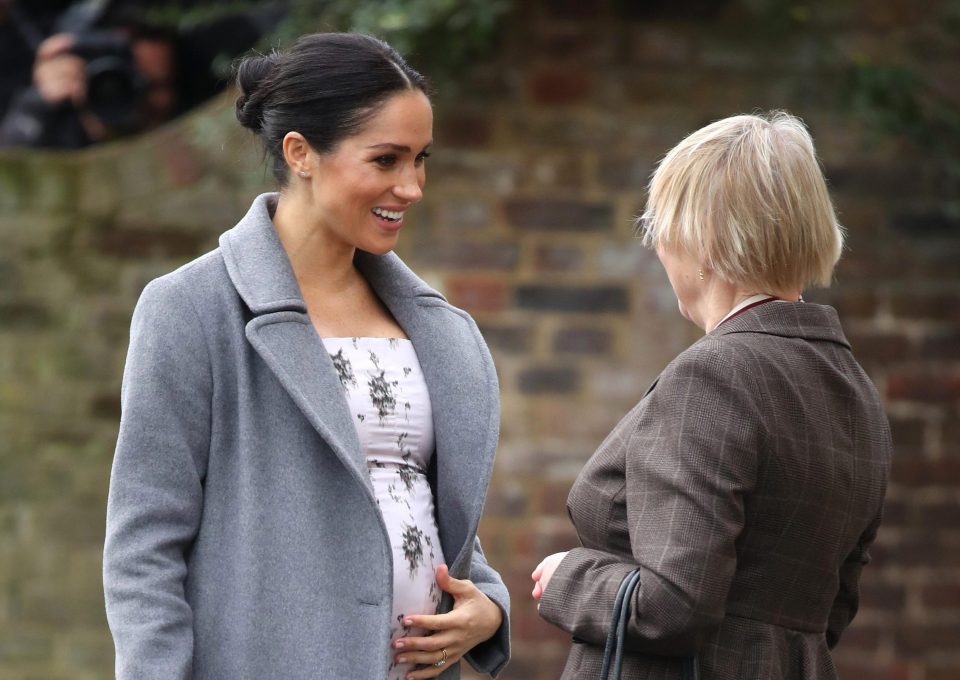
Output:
[321, 337, 445, 679]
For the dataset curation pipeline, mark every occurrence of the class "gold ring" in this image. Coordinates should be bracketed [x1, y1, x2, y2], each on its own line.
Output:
[433, 648, 448, 667]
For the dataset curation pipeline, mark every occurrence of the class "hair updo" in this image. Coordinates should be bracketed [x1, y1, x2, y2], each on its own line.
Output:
[234, 33, 429, 183]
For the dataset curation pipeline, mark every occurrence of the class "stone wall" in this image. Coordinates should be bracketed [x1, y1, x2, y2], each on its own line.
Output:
[1, 1, 957, 678]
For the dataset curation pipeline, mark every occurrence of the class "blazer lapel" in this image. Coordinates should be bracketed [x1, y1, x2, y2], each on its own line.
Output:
[220, 193, 368, 489]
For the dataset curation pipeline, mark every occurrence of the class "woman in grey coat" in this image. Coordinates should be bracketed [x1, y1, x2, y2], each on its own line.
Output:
[531, 112, 892, 678]
[103, 33, 509, 680]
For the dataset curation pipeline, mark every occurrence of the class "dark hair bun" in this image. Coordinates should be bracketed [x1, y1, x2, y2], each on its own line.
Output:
[235, 53, 278, 134]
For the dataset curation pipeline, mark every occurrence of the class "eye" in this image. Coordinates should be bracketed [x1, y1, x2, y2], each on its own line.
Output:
[415, 151, 431, 166]
[374, 155, 397, 167]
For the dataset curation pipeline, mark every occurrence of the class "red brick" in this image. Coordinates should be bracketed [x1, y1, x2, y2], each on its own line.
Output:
[890, 290, 960, 322]
[920, 582, 960, 611]
[538, 482, 572, 516]
[878, 498, 907, 527]
[806, 288, 878, 320]
[156, 131, 204, 187]
[832, 659, 911, 680]
[528, 65, 591, 105]
[477, 323, 534, 354]
[891, 458, 960, 487]
[888, 416, 926, 456]
[96, 227, 203, 259]
[927, 663, 960, 680]
[859, 581, 906, 611]
[887, 373, 960, 403]
[943, 418, 960, 457]
[835, 622, 884, 651]
[870, 531, 960, 569]
[916, 501, 960, 529]
[413, 242, 518, 271]
[504, 199, 613, 232]
[445, 277, 509, 313]
[896, 622, 960, 658]
[847, 331, 912, 365]
[517, 366, 579, 394]
[553, 327, 612, 354]
[435, 110, 493, 148]
[921, 330, 960, 361]
[516, 285, 629, 312]
[533, 244, 584, 272]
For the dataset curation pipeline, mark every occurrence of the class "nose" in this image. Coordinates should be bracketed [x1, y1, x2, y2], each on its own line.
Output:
[393, 167, 424, 204]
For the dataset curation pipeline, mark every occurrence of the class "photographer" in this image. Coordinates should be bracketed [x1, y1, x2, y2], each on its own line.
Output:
[0, 0, 285, 149]
[1, 25, 176, 148]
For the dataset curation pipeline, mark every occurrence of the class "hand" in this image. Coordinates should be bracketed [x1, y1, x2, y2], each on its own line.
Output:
[392, 564, 503, 680]
[531, 551, 568, 600]
[33, 34, 86, 106]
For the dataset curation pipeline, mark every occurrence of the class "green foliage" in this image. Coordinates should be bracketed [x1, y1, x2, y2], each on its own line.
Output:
[139, 0, 512, 90]
[272, 0, 512, 90]
[843, 59, 960, 218]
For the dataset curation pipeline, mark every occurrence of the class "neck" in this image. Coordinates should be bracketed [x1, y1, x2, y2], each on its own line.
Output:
[273, 190, 358, 294]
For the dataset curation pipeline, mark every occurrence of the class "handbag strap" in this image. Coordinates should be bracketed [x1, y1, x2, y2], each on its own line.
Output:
[599, 568, 699, 680]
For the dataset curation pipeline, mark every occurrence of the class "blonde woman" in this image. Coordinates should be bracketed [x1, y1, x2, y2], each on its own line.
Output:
[532, 111, 892, 680]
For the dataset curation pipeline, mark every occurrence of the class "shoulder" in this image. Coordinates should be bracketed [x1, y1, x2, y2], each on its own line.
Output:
[660, 333, 755, 388]
[135, 248, 232, 319]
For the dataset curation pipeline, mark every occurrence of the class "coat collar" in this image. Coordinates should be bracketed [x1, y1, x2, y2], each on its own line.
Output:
[219, 192, 443, 314]
[709, 299, 850, 348]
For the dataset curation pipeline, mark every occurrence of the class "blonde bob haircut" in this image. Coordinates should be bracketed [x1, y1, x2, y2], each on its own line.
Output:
[638, 111, 844, 291]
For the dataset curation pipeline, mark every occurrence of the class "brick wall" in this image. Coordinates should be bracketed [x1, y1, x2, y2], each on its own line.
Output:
[1, 1, 957, 678]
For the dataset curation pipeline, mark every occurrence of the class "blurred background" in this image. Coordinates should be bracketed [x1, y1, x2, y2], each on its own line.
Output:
[1, 0, 958, 678]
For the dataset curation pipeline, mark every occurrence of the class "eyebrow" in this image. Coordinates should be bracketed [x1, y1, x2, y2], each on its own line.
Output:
[366, 142, 433, 152]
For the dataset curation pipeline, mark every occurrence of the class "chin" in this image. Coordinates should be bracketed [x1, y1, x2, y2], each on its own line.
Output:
[360, 238, 399, 257]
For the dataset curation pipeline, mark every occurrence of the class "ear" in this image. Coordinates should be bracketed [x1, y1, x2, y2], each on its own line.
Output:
[281, 131, 313, 177]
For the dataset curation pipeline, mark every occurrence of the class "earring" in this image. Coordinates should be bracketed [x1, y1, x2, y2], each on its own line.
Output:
[298, 170, 310, 178]
[698, 268, 704, 281]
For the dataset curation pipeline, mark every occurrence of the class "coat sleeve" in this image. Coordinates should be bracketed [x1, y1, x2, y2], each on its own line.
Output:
[538, 346, 761, 655]
[103, 276, 212, 680]
[463, 536, 511, 677]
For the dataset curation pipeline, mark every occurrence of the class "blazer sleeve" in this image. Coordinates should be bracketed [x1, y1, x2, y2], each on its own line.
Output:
[463, 535, 511, 677]
[103, 276, 212, 680]
[826, 511, 881, 648]
[538, 345, 761, 655]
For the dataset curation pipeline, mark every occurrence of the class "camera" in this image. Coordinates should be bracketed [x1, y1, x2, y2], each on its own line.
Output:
[67, 30, 145, 128]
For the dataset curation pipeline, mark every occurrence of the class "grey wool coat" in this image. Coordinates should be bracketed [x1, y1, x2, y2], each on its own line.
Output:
[538, 301, 892, 680]
[103, 193, 511, 679]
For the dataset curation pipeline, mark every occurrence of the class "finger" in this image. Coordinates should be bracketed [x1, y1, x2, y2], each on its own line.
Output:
[532, 561, 544, 580]
[401, 611, 454, 632]
[532, 579, 543, 600]
[393, 633, 450, 653]
[435, 564, 475, 597]
[37, 33, 75, 60]
[396, 649, 460, 678]
[402, 651, 460, 680]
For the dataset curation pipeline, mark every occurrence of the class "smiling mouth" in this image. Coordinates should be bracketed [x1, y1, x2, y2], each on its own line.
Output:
[372, 207, 404, 223]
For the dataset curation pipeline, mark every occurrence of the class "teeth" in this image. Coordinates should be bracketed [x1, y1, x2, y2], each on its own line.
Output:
[373, 208, 403, 220]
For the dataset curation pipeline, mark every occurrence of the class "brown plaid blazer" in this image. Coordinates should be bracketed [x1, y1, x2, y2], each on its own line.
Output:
[538, 301, 892, 680]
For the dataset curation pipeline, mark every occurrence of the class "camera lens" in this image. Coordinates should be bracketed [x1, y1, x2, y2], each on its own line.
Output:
[85, 56, 141, 126]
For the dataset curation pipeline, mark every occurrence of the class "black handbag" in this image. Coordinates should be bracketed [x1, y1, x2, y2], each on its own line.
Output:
[599, 569, 700, 680]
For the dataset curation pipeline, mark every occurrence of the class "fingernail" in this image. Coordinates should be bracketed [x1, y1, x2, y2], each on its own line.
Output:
[404, 618, 413, 626]
[393, 640, 404, 649]
[397, 656, 406, 663]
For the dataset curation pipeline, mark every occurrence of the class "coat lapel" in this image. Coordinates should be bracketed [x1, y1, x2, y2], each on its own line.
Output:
[220, 194, 367, 489]
[356, 251, 500, 575]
